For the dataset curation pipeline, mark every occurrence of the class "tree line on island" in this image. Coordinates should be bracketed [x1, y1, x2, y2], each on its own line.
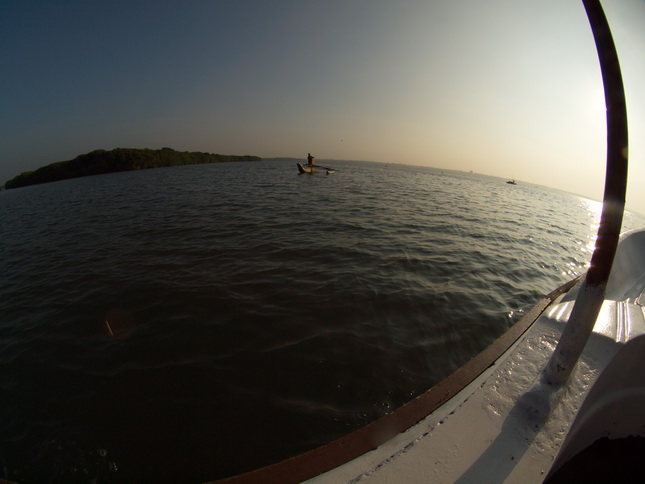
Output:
[4, 147, 262, 189]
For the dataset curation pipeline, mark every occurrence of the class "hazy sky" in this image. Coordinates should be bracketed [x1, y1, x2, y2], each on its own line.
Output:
[1, 0, 644, 213]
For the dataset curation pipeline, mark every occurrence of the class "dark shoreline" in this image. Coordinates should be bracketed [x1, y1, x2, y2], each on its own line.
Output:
[4, 147, 261, 189]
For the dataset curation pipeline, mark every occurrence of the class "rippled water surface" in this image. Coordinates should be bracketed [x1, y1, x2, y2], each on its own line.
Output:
[1, 160, 643, 482]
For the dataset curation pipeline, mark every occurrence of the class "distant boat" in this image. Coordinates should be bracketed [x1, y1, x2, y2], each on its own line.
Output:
[506, 179, 517, 185]
[297, 162, 336, 174]
[297, 162, 314, 174]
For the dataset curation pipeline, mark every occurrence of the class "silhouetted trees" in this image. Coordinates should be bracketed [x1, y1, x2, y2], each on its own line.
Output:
[4, 148, 261, 189]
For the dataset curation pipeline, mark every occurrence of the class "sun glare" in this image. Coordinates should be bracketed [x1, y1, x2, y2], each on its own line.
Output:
[586, 84, 608, 130]
[584, 198, 603, 253]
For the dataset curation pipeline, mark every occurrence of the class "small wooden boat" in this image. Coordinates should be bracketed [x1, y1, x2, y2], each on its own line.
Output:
[297, 162, 314, 174]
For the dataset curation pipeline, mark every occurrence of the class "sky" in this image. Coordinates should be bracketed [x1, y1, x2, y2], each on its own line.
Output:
[1, 0, 644, 214]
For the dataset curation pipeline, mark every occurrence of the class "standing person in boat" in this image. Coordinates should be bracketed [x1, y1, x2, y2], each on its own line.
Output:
[307, 153, 315, 166]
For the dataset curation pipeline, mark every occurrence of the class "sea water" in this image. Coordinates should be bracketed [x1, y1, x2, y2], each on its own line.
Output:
[1, 159, 643, 482]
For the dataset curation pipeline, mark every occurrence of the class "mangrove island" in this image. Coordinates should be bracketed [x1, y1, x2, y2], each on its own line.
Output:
[4, 147, 262, 189]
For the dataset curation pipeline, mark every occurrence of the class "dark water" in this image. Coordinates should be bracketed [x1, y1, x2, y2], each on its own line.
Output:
[1, 160, 643, 482]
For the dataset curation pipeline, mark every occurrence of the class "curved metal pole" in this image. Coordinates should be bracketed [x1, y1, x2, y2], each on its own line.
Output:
[545, 0, 628, 385]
